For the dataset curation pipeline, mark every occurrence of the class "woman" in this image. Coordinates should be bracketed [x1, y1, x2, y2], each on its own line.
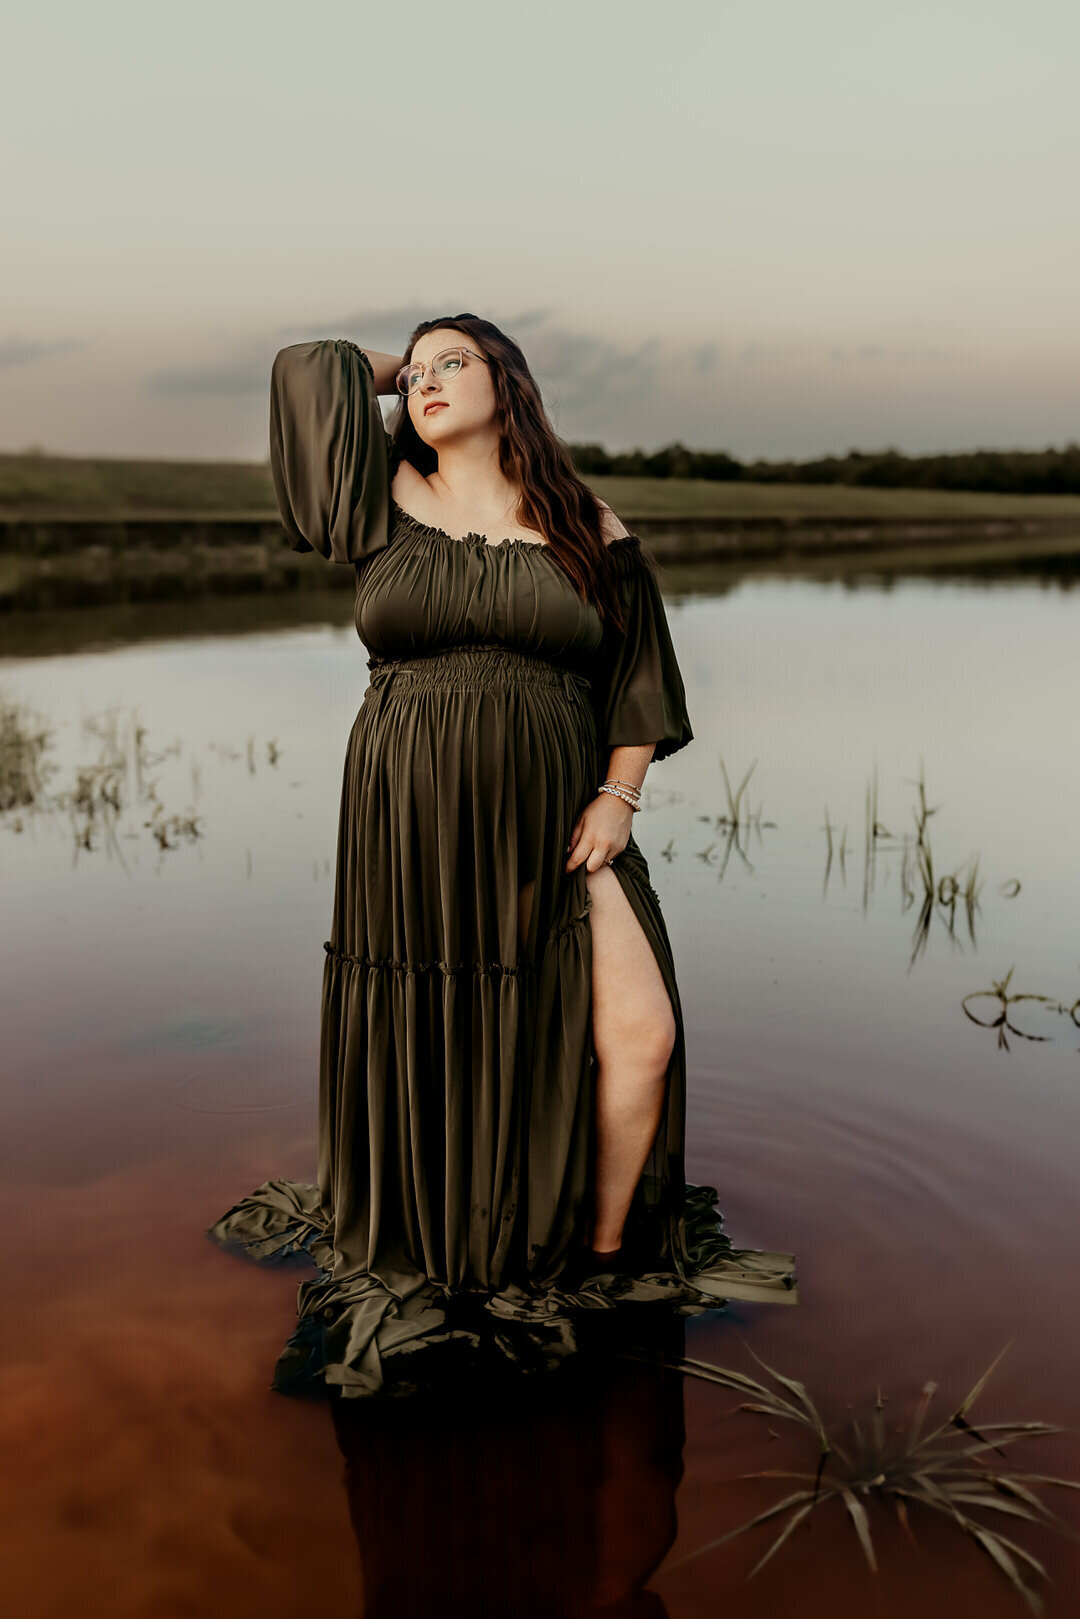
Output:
[209, 314, 798, 1399]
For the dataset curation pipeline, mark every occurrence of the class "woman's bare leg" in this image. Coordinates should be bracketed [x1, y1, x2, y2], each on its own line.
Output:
[583, 865, 676, 1250]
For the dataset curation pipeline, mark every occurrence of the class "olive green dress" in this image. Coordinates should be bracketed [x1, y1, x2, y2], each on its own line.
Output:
[208, 339, 798, 1399]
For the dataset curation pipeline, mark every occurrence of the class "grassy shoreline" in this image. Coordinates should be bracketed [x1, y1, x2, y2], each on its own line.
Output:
[5, 450, 1080, 524]
[2, 456, 1079, 618]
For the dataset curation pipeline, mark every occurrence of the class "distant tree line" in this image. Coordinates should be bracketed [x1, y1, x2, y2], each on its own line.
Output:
[569, 440, 1080, 495]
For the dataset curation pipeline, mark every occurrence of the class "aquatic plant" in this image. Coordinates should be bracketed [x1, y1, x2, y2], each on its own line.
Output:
[823, 759, 1021, 969]
[0, 688, 55, 819]
[896, 765, 983, 966]
[0, 692, 273, 858]
[821, 803, 849, 887]
[718, 754, 759, 829]
[629, 1336, 1080, 1612]
[693, 753, 777, 880]
[963, 966, 1080, 1053]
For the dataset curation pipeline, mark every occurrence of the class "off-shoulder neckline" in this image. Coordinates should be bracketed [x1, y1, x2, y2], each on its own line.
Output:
[390, 497, 641, 556]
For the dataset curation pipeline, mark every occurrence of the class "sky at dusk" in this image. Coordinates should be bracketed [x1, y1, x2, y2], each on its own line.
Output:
[4, 0, 1078, 463]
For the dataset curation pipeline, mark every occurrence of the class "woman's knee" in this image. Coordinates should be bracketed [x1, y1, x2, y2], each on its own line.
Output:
[638, 1002, 677, 1073]
[596, 994, 676, 1077]
[587, 868, 676, 1069]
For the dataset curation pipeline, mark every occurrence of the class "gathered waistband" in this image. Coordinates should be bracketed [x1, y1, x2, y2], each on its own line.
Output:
[366, 643, 593, 701]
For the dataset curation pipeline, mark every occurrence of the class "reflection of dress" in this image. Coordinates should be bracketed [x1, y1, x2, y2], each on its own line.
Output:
[208, 339, 798, 1399]
[332, 1312, 689, 1617]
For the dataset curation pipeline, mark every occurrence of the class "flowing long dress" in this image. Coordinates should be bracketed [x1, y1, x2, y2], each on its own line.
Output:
[209, 339, 798, 1399]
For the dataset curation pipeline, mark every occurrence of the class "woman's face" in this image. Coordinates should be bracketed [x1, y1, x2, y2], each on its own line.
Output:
[406, 328, 498, 448]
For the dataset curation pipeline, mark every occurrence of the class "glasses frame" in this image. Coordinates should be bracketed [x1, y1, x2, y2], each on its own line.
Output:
[396, 346, 489, 397]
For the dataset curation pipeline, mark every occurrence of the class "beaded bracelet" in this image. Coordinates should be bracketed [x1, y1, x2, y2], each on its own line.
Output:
[597, 784, 641, 812]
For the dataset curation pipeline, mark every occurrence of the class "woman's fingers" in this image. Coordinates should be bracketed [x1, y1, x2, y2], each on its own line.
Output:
[565, 801, 632, 870]
[566, 837, 623, 873]
[566, 836, 596, 873]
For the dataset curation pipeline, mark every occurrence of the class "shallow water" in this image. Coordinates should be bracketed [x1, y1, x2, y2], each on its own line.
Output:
[3, 566, 1080, 1616]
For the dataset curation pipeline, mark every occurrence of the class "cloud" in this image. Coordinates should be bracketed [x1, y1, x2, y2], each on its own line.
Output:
[140, 306, 668, 407]
[524, 326, 664, 410]
[141, 305, 558, 397]
[0, 337, 84, 368]
[135, 309, 962, 455]
[328, 307, 671, 423]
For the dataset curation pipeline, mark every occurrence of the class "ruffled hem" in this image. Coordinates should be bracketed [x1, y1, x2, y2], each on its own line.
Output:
[207, 1180, 798, 1401]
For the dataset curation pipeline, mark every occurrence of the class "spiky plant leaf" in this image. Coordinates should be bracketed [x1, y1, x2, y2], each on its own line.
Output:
[663, 1489, 819, 1572]
[839, 1486, 878, 1572]
[744, 1501, 817, 1580]
[943, 1491, 1048, 1523]
[969, 1526, 1050, 1583]
[737, 1332, 831, 1449]
[968, 1527, 1045, 1614]
[640, 1340, 1079, 1609]
[892, 1493, 917, 1544]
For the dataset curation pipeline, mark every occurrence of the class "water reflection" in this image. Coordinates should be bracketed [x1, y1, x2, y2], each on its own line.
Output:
[815, 761, 1027, 969]
[6, 566, 1080, 1615]
[963, 966, 1080, 1052]
[655, 1336, 1077, 1614]
[331, 1313, 687, 1618]
[0, 686, 280, 861]
[684, 747, 1028, 975]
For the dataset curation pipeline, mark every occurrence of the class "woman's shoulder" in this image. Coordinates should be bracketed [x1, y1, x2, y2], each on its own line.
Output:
[593, 497, 633, 545]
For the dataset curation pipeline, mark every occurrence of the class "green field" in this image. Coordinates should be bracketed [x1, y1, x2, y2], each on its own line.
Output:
[4, 450, 1080, 525]
[591, 477, 1080, 524]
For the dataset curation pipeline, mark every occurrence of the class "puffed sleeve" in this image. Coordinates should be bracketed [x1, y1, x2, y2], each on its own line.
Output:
[269, 338, 392, 564]
[593, 538, 695, 762]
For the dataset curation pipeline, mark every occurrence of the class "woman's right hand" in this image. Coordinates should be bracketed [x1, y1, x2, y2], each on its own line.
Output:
[360, 349, 407, 396]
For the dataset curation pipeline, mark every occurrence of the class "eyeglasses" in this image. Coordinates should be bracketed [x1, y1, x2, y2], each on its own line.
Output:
[395, 346, 488, 396]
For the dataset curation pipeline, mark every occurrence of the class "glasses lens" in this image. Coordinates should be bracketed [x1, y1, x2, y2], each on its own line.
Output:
[398, 351, 466, 395]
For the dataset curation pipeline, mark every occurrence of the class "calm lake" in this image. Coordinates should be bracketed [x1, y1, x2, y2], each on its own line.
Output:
[4, 557, 1080, 1617]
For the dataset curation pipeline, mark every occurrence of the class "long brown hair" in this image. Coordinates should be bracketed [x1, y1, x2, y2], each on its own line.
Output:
[389, 313, 627, 634]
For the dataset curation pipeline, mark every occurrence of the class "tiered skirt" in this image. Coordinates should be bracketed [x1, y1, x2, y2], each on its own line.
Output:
[209, 643, 797, 1397]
